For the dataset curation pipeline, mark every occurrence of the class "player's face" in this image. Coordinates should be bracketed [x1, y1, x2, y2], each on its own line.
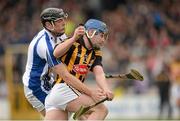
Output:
[92, 31, 108, 48]
[53, 18, 66, 33]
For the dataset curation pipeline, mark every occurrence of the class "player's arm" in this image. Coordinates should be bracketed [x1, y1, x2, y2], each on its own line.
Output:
[91, 54, 114, 101]
[53, 63, 105, 102]
[93, 65, 114, 101]
[53, 26, 85, 58]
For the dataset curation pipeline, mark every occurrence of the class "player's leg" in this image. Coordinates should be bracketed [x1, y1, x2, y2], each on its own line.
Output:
[88, 105, 108, 120]
[24, 86, 46, 116]
[39, 110, 45, 117]
[78, 114, 89, 120]
[45, 83, 108, 120]
[44, 83, 77, 120]
[44, 109, 68, 120]
[66, 94, 108, 120]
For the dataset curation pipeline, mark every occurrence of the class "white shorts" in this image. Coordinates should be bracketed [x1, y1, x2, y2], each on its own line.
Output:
[24, 86, 45, 112]
[45, 83, 79, 112]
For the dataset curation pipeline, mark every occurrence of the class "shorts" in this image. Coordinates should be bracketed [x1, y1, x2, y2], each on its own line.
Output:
[45, 83, 79, 112]
[24, 86, 46, 112]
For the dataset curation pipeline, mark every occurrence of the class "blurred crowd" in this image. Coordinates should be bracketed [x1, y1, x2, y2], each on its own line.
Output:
[0, 0, 180, 118]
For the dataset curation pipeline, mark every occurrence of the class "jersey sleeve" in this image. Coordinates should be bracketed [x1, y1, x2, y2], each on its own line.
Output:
[38, 36, 61, 68]
[45, 46, 61, 67]
[90, 50, 103, 71]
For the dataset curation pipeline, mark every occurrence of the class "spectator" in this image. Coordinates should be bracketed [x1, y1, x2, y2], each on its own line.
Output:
[156, 63, 172, 119]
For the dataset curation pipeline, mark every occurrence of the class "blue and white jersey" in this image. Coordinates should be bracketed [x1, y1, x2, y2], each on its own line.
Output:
[22, 29, 67, 103]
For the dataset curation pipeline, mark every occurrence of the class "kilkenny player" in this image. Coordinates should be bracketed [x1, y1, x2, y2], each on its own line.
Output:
[45, 19, 114, 120]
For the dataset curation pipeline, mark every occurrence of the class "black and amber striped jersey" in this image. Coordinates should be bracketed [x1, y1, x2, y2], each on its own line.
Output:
[56, 37, 103, 83]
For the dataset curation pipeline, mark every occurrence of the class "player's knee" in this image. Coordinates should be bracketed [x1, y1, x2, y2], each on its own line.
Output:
[102, 105, 108, 116]
[78, 114, 89, 120]
[96, 104, 108, 116]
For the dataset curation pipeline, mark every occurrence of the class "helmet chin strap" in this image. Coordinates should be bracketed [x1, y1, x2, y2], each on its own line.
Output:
[51, 21, 55, 30]
[85, 30, 100, 50]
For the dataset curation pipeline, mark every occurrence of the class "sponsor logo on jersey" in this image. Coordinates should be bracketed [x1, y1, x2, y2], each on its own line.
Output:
[73, 64, 88, 75]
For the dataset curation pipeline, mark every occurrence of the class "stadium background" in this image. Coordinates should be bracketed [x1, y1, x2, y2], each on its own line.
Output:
[0, 0, 180, 120]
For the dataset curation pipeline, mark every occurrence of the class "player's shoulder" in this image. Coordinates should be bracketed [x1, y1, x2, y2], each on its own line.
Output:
[31, 29, 46, 43]
[95, 49, 102, 56]
[31, 30, 47, 47]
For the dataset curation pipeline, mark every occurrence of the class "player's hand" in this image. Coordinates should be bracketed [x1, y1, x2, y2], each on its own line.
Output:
[90, 88, 107, 103]
[104, 89, 114, 101]
[72, 26, 85, 41]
